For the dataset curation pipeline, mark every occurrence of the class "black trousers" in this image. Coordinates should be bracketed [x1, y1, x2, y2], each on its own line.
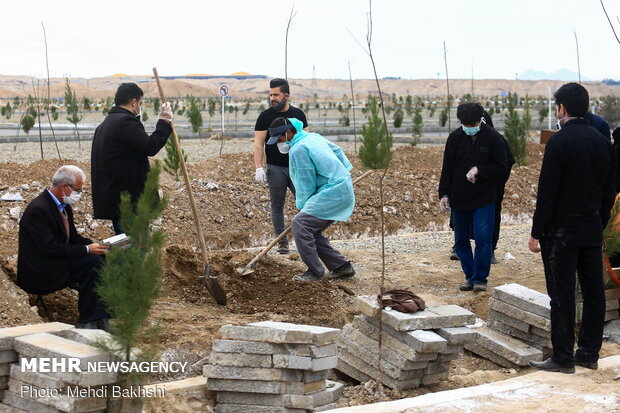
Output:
[68, 255, 107, 324]
[540, 216, 606, 366]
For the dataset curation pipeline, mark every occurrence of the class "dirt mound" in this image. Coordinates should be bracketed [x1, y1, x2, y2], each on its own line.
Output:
[0, 268, 42, 326]
[163, 246, 353, 328]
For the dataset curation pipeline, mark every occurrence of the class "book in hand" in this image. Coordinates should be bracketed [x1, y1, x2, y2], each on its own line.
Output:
[102, 233, 131, 248]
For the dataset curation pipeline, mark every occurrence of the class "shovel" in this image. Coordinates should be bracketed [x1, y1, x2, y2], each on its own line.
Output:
[237, 170, 373, 276]
[153, 68, 227, 306]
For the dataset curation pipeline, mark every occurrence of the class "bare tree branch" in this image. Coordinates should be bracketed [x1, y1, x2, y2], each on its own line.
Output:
[573, 30, 581, 83]
[284, 4, 296, 80]
[41, 22, 62, 160]
[444, 41, 451, 131]
[600, 0, 620, 45]
[348, 59, 357, 153]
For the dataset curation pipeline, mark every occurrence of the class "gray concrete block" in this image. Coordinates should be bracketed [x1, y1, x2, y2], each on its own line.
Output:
[8, 378, 106, 412]
[2, 391, 60, 413]
[336, 358, 371, 383]
[10, 364, 67, 389]
[215, 404, 306, 413]
[421, 370, 450, 385]
[0, 350, 17, 363]
[209, 351, 273, 368]
[216, 391, 287, 407]
[14, 333, 117, 386]
[436, 352, 460, 362]
[489, 298, 551, 330]
[0, 375, 7, 389]
[301, 370, 331, 383]
[356, 315, 447, 353]
[272, 354, 337, 371]
[465, 344, 517, 368]
[0, 402, 28, 413]
[351, 317, 443, 360]
[337, 349, 422, 390]
[342, 325, 434, 368]
[0, 323, 74, 351]
[440, 344, 464, 355]
[492, 283, 550, 318]
[338, 343, 424, 381]
[488, 319, 552, 348]
[433, 326, 478, 345]
[52, 329, 115, 347]
[424, 361, 449, 375]
[204, 364, 302, 382]
[354, 296, 475, 331]
[206, 378, 325, 395]
[466, 325, 543, 366]
[0, 362, 11, 376]
[606, 299, 619, 311]
[212, 339, 337, 358]
[488, 310, 531, 333]
[605, 310, 620, 322]
[531, 325, 551, 339]
[220, 322, 340, 345]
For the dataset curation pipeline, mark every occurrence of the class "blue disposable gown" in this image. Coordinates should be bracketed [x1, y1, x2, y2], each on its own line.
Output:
[287, 117, 355, 222]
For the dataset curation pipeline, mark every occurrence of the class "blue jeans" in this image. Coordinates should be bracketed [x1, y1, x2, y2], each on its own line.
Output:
[452, 203, 495, 284]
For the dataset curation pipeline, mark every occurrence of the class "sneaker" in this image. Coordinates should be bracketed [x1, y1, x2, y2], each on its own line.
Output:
[277, 241, 290, 255]
[459, 281, 474, 291]
[325, 262, 356, 279]
[490, 252, 498, 264]
[473, 283, 487, 292]
[529, 358, 575, 374]
[574, 354, 598, 370]
[450, 247, 460, 261]
[293, 270, 324, 282]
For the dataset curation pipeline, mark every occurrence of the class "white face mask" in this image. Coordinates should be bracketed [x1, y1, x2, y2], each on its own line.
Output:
[277, 142, 290, 154]
[63, 188, 82, 205]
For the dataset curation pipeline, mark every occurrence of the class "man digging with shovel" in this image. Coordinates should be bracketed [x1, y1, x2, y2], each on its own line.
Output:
[268, 117, 356, 282]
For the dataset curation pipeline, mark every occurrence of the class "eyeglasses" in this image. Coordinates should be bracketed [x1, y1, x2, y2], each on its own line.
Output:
[68, 184, 83, 195]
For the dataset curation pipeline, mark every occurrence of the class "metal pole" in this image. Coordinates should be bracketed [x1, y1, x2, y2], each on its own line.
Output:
[221, 96, 225, 135]
[548, 86, 552, 130]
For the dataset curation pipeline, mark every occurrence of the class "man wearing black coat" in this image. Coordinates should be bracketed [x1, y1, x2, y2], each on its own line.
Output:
[18, 166, 110, 329]
[438, 103, 507, 292]
[91, 83, 173, 234]
[529, 83, 615, 374]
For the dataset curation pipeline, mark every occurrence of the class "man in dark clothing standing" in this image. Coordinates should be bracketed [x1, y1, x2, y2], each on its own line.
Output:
[91, 83, 173, 234]
[529, 83, 615, 374]
[254, 78, 308, 254]
[439, 103, 507, 292]
[18, 166, 110, 329]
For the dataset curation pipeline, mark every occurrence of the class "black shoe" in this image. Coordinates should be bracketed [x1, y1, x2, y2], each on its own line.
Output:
[529, 358, 575, 374]
[459, 281, 474, 291]
[277, 241, 290, 254]
[325, 262, 356, 279]
[293, 270, 324, 282]
[473, 283, 487, 292]
[450, 247, 460, 261]
[574, 354, 598, 370]
[490, 252, 498, 264]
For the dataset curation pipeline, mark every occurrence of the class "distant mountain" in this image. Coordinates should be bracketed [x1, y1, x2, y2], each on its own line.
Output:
[518, 69, 591, 81]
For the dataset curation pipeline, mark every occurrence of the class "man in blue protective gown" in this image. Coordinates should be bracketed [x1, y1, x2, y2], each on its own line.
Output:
[267, 117, 356, 281]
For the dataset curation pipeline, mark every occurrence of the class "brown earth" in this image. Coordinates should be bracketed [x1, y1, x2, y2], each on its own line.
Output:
[0, 143, 618, 410]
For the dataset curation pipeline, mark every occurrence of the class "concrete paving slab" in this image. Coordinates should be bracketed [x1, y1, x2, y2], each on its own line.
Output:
[487, 310, 531, 333]
[326, 355, 620, 413]
[492, 283, 550, 318]
[220, 322, 340, 345]
[207, 378, 325, 395]
[0, 323, 73, 351]
[337, 351, 422, 390]
[433, 327, 478, 345]
[212, 339, 337, 358]
[209, 351, 273, 368]
[465, 325, 543, 366]
[488, 297, 551, 330]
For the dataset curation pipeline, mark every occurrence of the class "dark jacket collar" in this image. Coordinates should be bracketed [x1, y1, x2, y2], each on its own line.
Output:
[109, 106, 135, 115]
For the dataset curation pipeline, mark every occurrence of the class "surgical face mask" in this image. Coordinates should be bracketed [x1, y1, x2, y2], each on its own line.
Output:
[135, 104, 142, 118]
[63, 186, 82, 205]
[277, 141, 290, 154]
[272, 96, 287, 111]
[556, 116, 575, 130]
[462, 123, 481, 136]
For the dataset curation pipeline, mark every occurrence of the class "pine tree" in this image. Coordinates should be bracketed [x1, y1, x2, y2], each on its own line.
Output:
[163, 134, 187, 181]
[411, 107, 423, 146]
[504, 92, 527, 165]
[64, 78, 82, 148]
[96, 162, 166, 387]
[359, 97, 393, 169]
[187, 96, 203, 140]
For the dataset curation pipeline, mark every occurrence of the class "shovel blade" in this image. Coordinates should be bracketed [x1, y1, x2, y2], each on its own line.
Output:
[237, 264, 255, 276]
[199, 275, 227, 305]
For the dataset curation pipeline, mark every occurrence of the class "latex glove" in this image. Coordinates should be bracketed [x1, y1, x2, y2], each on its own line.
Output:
[466, 166, 479, 183]
[158, 102, 173, 123]
[439, 196, 451, 212]
[255, 167, 267, 183]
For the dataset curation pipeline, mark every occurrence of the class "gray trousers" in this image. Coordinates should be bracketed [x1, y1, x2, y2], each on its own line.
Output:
[292, 212, 348, 276]
[267, 164, 295, 243]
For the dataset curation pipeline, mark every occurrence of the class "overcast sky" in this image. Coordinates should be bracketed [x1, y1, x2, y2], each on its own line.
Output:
[3, 0, 620, 80]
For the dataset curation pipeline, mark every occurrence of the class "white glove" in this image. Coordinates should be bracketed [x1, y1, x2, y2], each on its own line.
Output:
[439, 196, 451, 212]
[466, 166, 479, 184]
[255, 167, 267, 183]
[158, 102, 173, 123]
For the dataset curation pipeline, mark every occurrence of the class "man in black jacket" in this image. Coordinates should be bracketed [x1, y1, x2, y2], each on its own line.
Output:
[529, 83, 615, 374]
[439, 103, 507, 292]
[91, 83, 173, 234]
[18, 166, 110, 329]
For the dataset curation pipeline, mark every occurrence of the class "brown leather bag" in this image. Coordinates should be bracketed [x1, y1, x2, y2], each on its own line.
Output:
[378, 289, 426, 313]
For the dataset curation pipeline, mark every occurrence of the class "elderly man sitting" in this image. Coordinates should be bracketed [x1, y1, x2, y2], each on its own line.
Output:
[17, 165, 110, 330]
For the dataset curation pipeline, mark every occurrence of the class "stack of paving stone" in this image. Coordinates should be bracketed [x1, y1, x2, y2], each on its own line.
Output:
[581, 288, 620, 322]
[0, 322, 141, 413]
[204, 321, 344, 413]
[336, 296, 477, 390]
[465, 283, 550, 368]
